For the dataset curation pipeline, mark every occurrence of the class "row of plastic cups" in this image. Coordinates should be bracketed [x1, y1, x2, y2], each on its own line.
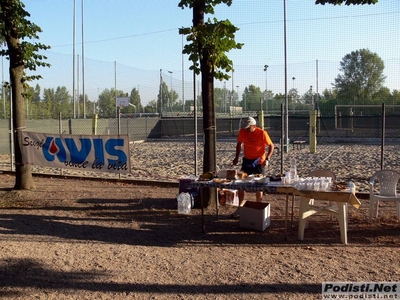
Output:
[281, 175, 300, 185]
[304, 176, 333, 183]
[296, 177, 332, 191]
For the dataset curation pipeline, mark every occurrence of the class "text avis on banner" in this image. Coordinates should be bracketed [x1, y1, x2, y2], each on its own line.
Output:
[21, 132, 131, 174]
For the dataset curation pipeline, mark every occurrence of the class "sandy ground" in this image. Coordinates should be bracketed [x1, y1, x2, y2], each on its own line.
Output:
[0, 168, 399, 299]
[1, 141, 400, 194]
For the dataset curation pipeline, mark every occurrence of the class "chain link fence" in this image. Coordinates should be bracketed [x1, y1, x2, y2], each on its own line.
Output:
[1, 110, 400, 192]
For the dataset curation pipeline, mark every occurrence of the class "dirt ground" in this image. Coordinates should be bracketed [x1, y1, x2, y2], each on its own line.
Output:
[0, 173, 399, 299]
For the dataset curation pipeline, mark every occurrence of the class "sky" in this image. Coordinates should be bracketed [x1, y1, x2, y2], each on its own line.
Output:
[4, 0, 399, 106]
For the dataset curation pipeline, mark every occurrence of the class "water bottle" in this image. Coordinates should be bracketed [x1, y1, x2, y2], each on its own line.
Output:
[177, 192, 191, 214]
[289, 156, 297, 182]
[348, 181, 355, 194]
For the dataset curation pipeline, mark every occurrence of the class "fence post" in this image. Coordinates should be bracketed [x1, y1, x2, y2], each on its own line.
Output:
[92, 113, 98, 135]
[117, 107, 121, 135]
[350, 109, 354, 133]
[381, 103, 385, 170]
[258, 110, 264, 130]
[68, 118, 72, 134]
[58, 112, 62, 134]
[58, 113, 64, 176]
[309, 110, 317, 153]
[259, 96, 264, 129]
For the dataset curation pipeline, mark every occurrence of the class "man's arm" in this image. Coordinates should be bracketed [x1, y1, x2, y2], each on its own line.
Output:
[266, 143, 274, 160]
[233, 142, 242, 165]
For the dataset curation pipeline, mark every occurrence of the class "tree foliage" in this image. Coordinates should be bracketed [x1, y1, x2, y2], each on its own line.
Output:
[334, 49, 386, 104]
[0, 1, 50, 82]
[157, 81, 171, 113]
[178, 1, 242, 81]
[98, 88, 126, 118]
[179, 18, 243, 81]
[126, 87, 141, 113]
[0, 0, 50, 190]
[242, 85, 262, 111]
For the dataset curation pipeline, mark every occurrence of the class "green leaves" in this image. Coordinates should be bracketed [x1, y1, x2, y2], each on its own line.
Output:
[0, 0, 51, 84]
[180, 18, 243, 81]
[179, 0, 243, 81]
[178, 0, 232, 14]
[334, 49, 386, 104]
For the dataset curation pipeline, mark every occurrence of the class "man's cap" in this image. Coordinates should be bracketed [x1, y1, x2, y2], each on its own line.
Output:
[241, 117, 256, 129]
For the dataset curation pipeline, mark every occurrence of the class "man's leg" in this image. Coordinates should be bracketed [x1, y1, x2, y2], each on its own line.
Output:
[256, 191, 263, 202]
[231, 190, 245, 218]
[238, 190, 245, 205]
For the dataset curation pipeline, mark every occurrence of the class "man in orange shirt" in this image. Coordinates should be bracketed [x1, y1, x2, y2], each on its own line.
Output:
[231, 116, 274, 218]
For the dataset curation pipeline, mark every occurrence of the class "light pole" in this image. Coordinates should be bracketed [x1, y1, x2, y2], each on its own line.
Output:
[264, 65, 268, 113]
[244, 93, 246, 114]
[2, 54, 5, 119]
[181, 33, 185, 112]
[292, 77, 296, 111]
[73, 0, 76, 118]
[82, 0, 85, 119]
[283, 0, 289, 156]
[159, 69, 162, 114]
[168, 70, 173, 110]
[236, 85, 239, 110]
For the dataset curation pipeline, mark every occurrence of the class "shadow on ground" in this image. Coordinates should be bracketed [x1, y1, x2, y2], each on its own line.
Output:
[0, 195, 399, 248]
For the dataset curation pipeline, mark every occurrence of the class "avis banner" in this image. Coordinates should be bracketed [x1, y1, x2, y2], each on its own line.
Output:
[21, 132, 131, 174]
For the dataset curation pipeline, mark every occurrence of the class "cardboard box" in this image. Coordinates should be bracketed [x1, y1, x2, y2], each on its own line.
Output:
[240, 201, 270, 231]
[223, 189, 239, 206]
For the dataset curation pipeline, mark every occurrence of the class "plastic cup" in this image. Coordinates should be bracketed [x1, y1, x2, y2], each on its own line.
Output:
[306, 182, 313, 190]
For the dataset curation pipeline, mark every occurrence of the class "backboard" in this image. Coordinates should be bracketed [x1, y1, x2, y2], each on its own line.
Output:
[116, 97, 129, 107]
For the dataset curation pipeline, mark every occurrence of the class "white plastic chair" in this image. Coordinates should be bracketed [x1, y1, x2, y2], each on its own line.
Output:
[298, 170, 349, 244]
[369, 169, 400, 222]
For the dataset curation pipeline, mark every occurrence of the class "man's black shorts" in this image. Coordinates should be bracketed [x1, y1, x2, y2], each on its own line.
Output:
[241, 157, 263, 175]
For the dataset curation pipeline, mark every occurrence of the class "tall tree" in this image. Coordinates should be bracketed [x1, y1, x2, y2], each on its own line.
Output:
[392, 90, 400, 106]
[42, 88, 54, 118]
[334, 49, 386, 105]
[157, 81, 170, 113]
[27, 84, 40, 105]
[0, 0, 50, 190]
[128, 87, 141, 113]
[55, 86, 71, 118]
[25, 84, 40, 118]
[372, 87, 391, 105]
[98, 88, 125, 118]
[214, 87, 230, 113]
[178, 0, 242, 176]
[288, 88, 300, 104]
[170, 88, 179, 110]
[243, 85, 262, 111]
[145, 99, 157, 113]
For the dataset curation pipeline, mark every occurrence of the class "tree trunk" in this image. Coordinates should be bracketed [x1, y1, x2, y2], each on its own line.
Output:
[200, 54, 217, 175]
[193, 1, 217, 207]
[8, 34, 35, 190]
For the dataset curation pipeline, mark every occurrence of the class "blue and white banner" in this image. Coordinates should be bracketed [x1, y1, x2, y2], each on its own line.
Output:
[21, 132, 131, 174]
